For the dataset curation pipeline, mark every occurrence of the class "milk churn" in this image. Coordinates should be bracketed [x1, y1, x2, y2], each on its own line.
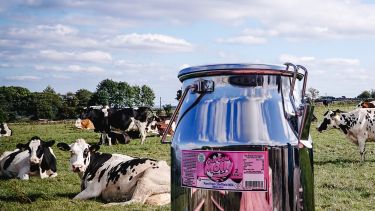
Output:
[162, 63, 315, 211]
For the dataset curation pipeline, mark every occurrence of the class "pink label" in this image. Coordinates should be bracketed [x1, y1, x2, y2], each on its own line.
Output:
[181, 150, 269, 191]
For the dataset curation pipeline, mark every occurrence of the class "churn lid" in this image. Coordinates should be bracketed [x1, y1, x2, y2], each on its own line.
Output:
[178, 63, 301, 82]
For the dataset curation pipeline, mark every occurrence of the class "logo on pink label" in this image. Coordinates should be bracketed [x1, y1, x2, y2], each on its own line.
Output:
[181, 150, 269, 191]
[204, 152, 233, 182]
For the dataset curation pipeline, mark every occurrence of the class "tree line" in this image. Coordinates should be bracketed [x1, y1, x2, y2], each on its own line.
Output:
[0, 79, 155, 122]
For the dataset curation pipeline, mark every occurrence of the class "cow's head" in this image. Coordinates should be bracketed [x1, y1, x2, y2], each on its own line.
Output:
[80, 106, 109, 132]
[316, 109, 344, 132]
[57, 139, 100, 176]
[16, 136, 55, 165]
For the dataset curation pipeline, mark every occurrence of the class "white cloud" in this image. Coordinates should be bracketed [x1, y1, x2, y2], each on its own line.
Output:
[106, 33, 193, 52]
[218, 35, 267, 45]
[322, 58, 360, 66]
[5, 75, 41, 81]
[278, 54, 372, 97]
[39, 50, 112, 63]
[35, 64, 105, 73]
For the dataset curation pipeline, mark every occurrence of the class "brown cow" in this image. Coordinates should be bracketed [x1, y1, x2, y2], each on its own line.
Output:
[156, 120, 175, 136]
[357, 100, 375, 108]
[75, 118, 95, 130]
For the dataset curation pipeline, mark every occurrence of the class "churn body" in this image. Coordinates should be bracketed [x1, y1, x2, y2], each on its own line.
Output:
[170, 64, 314, 211]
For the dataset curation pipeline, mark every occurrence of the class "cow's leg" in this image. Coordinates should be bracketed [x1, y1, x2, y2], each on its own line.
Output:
[99, 133, 105, 145]
[106, 133, 112, 146]
[358, 138, 366, 162]
[73, 183, 102, 200]
[17, 166, 30, 180]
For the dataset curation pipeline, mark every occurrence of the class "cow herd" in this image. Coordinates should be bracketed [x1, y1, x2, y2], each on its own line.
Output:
[1, 101, 375, 206]
[0, 106, 173, 206]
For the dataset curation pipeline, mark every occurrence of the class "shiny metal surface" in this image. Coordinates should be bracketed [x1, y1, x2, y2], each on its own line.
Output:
[172, 145, 314, 211]
[171, 63, 314, 211]
[174, 74, 301, 146]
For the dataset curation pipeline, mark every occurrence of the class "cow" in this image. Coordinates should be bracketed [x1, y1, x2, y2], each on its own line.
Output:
[0, 136, 57, 179]
[0, 123, 12, 137]
[57, 139, 170, 205]
[80, 106, 159, 145]
[156, 120, 176, 136]
[317, 109, 375, 162]
[108, 131, 131, 144]
[75, 118, 95, 130]
[357, 100, 375, 108]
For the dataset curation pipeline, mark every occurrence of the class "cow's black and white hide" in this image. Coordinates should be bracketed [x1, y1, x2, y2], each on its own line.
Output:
[108, 131, 131, 144]
[57, 139, 170, 205]
[0, 136, 57, 179]
[80, 106, 159, 145]
[317, 109, 375, 162]
[0, 123, 12, 137]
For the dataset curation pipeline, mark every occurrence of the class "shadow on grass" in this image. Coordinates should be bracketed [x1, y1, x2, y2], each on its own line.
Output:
[314, 158, 375, 165]
[55, 192, 77, 199]
[0, 193, 43, 203]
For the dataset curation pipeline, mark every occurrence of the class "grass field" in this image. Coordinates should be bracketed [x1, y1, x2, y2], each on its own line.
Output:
[1, 104, 375, 210]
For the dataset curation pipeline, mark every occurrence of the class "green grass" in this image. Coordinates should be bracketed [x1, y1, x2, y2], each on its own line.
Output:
[0, 124, 170, 211]
[313, 104, 375, 210]
[1, 104, 375, 210]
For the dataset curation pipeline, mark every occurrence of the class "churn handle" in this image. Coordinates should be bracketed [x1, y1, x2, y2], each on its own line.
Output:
[161, 84, 196, 144]
[297, 65, 308, 100]
[284, 63, 301, 116]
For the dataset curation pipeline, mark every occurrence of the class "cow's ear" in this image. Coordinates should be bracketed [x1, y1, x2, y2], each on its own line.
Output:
[89, 144, 100, 152]
[44, 140, 55, 147]
[57, 143, 70, 151]
[16, 143, 27, 151]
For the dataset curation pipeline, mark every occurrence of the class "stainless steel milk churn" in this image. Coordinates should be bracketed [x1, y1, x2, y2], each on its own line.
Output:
[163, 63, 314, 211]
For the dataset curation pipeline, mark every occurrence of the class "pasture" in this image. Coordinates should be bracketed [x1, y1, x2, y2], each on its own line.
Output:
[0, 103, 375, 210]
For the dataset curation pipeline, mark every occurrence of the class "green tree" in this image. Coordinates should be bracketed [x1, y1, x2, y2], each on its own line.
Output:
[116, 82, 133, 108]
[43, 85, 56, 94]
[140, 85, 155, 107]
[58, 92, 78, 119]
[307, 87, 319, 103]
[75, 89, 93, 107]
[132, 85, 142, 107]
[0, 86, 32, 121]
[371, 89, 375, 98]
[30, 91, 62, 120]
[163, 104, 173, 117]
[90, 90, 110, 106]
[357, 90, 371, 99]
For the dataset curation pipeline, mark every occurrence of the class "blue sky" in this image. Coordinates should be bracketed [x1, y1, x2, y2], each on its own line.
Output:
[0, 0, 374, 105]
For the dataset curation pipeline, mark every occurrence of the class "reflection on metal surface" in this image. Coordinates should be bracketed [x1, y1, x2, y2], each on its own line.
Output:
[171, 63, 314, 211]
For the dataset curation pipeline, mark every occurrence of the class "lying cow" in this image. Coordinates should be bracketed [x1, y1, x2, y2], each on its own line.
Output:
[317, 109, 375, 162]
[357, 100, 375, 108]
[75, 118, 95, 130]
[81, 106, 159, 145]
[0, 136, 57, 179]
[57, 139, 170, 205]
[0, 123, 12, 137]
[156, 120, 176, 136]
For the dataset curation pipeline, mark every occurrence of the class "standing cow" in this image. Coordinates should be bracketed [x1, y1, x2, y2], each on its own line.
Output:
[80, 106, 159, 145]
[317, 109, 375, 162]
[0, 123, 12, 137]
[57, 139, 170, 205]
[0, 136, 57, 179]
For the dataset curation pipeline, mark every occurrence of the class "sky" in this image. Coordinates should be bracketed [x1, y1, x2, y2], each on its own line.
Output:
[0, 0, 374, 106]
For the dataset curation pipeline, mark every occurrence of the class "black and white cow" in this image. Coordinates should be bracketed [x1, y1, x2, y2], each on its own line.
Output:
[80, 106, 159, 145]
[0, 136, 57, 179]
[0, 123, 12, 137]
[57, 139, 170, 205]
[317, 109, 375, 162]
